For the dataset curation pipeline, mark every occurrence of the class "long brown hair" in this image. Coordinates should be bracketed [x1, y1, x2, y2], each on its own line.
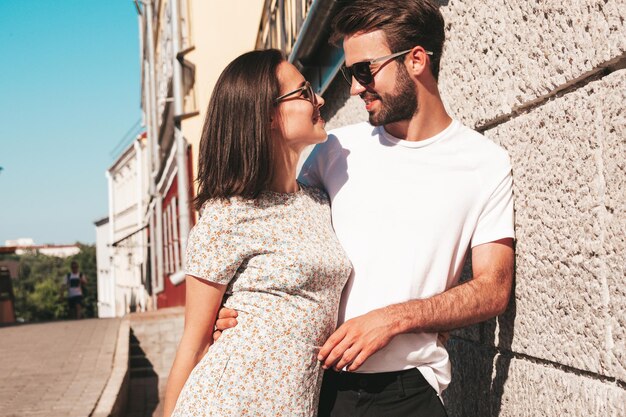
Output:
[194, 49, 284, 209]
[331, 0, 445, 80]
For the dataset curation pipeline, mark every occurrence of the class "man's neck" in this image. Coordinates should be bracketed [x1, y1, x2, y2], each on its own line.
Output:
[383, 87, 452, 141]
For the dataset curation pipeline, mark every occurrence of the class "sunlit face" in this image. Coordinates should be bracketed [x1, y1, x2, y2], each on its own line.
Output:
[273, 61, 326, 149]
[343, 30, 417, 126]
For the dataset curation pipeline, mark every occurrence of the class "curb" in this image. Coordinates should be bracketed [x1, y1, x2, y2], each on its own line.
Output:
[91, 316, 130, 417]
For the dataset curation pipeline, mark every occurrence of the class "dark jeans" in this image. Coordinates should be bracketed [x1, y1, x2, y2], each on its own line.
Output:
[318, 368, 448, 417]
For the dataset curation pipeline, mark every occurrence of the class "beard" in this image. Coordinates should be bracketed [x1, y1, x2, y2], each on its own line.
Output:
[366, 63, 418, 126]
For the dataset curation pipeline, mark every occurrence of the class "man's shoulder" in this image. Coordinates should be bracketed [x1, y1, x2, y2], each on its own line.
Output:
[452, 122, 511, 168]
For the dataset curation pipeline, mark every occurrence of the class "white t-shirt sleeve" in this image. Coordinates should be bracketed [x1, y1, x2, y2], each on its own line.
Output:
[185, 200, 243, 285]
[471, 154, 515, 247]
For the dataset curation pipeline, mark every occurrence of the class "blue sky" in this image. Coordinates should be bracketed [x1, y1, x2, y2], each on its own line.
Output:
[0, 1, 141, 245]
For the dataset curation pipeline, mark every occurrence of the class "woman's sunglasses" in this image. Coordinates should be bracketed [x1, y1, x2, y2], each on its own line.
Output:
[273, 81, 317, 107]
[340, 48, 433, 86]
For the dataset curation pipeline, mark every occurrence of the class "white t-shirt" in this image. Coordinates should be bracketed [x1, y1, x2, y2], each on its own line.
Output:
[67, 272, 84, 298]
[299, 120, 515, 394]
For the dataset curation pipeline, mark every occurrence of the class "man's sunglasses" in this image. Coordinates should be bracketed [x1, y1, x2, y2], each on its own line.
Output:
[340, 48, 433, 86]
[273, 81, 317, 107]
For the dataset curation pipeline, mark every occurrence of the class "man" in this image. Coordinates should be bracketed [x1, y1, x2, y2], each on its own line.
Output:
[216, 1, 514, 415]
[65, 261, 87, 319]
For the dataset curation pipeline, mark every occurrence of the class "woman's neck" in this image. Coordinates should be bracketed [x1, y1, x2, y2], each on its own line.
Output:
[269, 145, 301, 193]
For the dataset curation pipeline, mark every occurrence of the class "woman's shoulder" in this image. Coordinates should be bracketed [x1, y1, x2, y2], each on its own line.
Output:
[299, 182, 330, 205]
[197, 197, 246, 226]
[200, 196, 235, 214]
[198, 195, 274, 226]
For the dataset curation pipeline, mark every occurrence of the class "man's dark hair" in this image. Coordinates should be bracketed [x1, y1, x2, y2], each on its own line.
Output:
[331, 0, 446, 80]
[194, 49, 284, 209]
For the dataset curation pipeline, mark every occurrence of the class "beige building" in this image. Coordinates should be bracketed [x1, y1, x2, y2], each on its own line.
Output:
[259, 1, 626, 416]
[132, 0, 264, 309]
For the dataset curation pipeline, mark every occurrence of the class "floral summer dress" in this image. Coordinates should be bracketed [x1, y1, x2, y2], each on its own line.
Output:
[172, 184, 352, 417]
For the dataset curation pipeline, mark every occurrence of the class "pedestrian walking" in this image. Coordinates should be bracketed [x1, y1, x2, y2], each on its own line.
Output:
[65, 261, 87, 319]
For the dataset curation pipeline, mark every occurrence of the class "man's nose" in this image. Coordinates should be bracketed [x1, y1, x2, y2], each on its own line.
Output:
[350, 77, 366, 96]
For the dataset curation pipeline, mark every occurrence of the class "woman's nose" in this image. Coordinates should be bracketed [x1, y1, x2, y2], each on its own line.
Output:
[315, 93, 325, 108]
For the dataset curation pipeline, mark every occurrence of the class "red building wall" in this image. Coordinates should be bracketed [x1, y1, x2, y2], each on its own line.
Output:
[156, 147, 195, 308]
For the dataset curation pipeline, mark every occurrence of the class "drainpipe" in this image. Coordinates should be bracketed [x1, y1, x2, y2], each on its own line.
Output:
[135, 0, 158, 194]
[154, 196, 165, 296]
[170, 0, 191, 274]
[105, 171, 117, 317]
[136, 0, 164, 306]
[134, 139, 144, 296]
[288, 0, 344, 94]
[142, 66, 154, 195]
[144, 0, 160, 180]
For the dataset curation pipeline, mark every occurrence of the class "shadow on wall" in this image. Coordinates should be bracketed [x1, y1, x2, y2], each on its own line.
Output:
[443, 253, 517, 417]
[320, 75, 353, 126]
[126, 330, 160, 417]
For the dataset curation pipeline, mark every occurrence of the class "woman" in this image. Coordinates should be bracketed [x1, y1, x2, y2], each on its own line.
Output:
[163, 49, 352, 417]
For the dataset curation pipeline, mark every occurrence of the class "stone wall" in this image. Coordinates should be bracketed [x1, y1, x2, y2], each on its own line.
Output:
[320, 1, 625, 415]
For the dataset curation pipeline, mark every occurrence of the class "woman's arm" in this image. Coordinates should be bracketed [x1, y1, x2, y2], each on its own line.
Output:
[163, 275, 227, 417]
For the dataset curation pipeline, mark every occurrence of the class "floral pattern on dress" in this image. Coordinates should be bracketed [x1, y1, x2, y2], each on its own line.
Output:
[172, 184, 352, 417]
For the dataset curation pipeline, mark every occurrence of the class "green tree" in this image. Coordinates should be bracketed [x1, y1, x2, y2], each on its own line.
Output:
[2, 244, 98, 322]
[26, 277, 66, 320]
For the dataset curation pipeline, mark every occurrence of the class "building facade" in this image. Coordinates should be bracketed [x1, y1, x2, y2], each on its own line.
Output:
[258, 0, 626, 415]
[94, 216, 113, 318]
[131, 0, 264, 310]
[105, 134, 151, 316]
[2, 239, 81, 258]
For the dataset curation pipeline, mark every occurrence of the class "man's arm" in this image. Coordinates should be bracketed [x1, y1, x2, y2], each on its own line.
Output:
[318, 238, 514, 371]
[213, 307, 238, 341]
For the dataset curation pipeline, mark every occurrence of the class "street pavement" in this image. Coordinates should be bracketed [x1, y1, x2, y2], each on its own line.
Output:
[0, 318, 121, 417]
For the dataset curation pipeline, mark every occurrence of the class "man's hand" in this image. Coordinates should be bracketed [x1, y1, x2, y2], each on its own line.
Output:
[212, 307, 238, 341]
[317, 308, 397, 372]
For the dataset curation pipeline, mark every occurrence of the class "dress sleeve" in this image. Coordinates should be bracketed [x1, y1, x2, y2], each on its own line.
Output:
[185, 199, 244, 285]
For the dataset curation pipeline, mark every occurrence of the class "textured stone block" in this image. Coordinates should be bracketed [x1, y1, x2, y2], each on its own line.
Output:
[484, 70, 626, 380]
[444, 339, 626, 417]
[439, 0, 626, 127]
[602, 77, 626, 381]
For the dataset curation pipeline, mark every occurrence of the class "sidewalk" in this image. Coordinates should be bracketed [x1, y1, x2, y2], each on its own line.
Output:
[0, 318, 121, 417]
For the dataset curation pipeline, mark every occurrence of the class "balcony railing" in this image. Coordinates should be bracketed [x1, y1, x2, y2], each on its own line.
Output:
[256, 0, 314, 56]
[256, 0, 345, 96]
